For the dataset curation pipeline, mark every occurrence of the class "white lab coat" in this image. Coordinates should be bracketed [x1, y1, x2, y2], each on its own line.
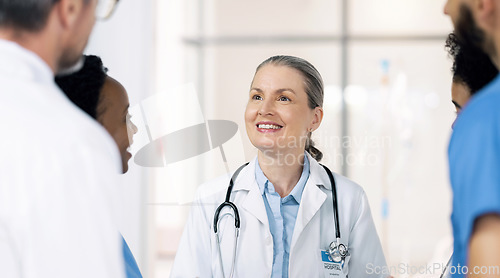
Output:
[0, 40, 125, 278]
[171, 152, 388, 277]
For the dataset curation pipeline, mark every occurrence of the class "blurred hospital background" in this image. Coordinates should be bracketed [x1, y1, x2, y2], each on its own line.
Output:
[86, 0, 455, 277]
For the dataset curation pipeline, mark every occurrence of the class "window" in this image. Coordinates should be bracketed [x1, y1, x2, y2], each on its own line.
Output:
[147, 1, 455, 275]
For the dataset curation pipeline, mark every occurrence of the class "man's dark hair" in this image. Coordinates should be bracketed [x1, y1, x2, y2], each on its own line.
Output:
[55, 55, 108, 119]
[445, 32, 498, 95]
[0, 0, 62, 31]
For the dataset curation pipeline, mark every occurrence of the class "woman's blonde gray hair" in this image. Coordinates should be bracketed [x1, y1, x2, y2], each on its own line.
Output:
[255, 55, 324, 161]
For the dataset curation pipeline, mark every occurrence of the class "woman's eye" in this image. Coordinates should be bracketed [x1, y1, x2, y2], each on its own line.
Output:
[252, 94, 262, 100]
[278, 96, 290, 101]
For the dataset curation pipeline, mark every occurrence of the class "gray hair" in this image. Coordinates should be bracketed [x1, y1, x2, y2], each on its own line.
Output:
[255, 55, 324, 161]
[0, 0, 60, 31]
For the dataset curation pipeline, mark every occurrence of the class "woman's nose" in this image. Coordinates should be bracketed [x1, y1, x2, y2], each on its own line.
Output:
[258, 99, 275, 116]
[131, 121, 138, 134]
[128, 119, 138, 135]
[443, 0, 450, 15]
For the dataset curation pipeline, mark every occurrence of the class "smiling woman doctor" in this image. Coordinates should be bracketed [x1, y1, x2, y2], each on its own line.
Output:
[170, 55, 388, 278]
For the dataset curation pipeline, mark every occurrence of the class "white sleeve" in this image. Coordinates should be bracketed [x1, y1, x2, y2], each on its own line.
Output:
[170, 190, 214, 278]
[347, 190, 389, 278]
[0, 138, 125, 278]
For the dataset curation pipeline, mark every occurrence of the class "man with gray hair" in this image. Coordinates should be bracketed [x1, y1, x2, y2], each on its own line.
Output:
[0, 1, 125, 277]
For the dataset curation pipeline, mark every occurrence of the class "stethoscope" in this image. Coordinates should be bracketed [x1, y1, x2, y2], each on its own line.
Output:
[440, 254, 453, 278]
[213, 162, 349, 278]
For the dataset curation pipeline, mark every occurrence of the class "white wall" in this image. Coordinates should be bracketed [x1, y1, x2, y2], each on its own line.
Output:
[165, 0, 456, 275]
[85, 0, 155, 275]
[82, 1, 458, 276]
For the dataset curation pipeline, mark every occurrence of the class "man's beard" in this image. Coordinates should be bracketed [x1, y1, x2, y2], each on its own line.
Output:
[455, 4, 496, 60]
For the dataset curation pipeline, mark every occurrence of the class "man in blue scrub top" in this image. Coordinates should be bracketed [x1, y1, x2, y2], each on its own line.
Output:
[444, 0, 500, 276]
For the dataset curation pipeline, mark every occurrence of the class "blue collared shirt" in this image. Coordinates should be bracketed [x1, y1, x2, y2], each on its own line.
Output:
[122, 235, 142, 278]
[255, 154, 310, 278]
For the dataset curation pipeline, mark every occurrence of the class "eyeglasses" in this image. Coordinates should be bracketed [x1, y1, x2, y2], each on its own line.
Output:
[95, 0, 120, 20]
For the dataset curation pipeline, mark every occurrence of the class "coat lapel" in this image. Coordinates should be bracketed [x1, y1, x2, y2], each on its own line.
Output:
[232, 159, 269, 227]
[290, 153, 329, 250]
[231, 154, 331, 248]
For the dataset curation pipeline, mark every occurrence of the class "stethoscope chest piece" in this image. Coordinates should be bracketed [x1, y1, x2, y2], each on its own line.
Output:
[321, 164, 349, 265]
[328, 241, 349, 263]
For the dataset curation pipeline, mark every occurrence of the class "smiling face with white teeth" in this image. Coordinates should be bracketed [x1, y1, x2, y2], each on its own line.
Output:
[245, 64, 323, 156]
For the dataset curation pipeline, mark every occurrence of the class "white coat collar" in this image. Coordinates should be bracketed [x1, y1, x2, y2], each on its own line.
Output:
[230, 152, 333, 237]
[231, 158, 269, 226]
[231, 152, 330, 191]
[0, 39, 54, 86]
[291, 152, 331, 249]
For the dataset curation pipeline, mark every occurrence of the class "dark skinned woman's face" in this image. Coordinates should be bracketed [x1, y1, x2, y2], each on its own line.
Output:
[97, 76, 137, 173]
[451, 80, 471, 114]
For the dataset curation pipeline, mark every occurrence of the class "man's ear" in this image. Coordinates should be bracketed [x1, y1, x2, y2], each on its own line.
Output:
[54, 0, 84, 29]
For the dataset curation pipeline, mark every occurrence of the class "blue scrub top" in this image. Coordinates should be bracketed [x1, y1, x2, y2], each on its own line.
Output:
[448, 74, 500, 277]
[122, 235, 142, 278]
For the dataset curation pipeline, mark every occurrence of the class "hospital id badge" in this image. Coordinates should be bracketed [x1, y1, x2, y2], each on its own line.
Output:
[320, 250, 348, 278]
